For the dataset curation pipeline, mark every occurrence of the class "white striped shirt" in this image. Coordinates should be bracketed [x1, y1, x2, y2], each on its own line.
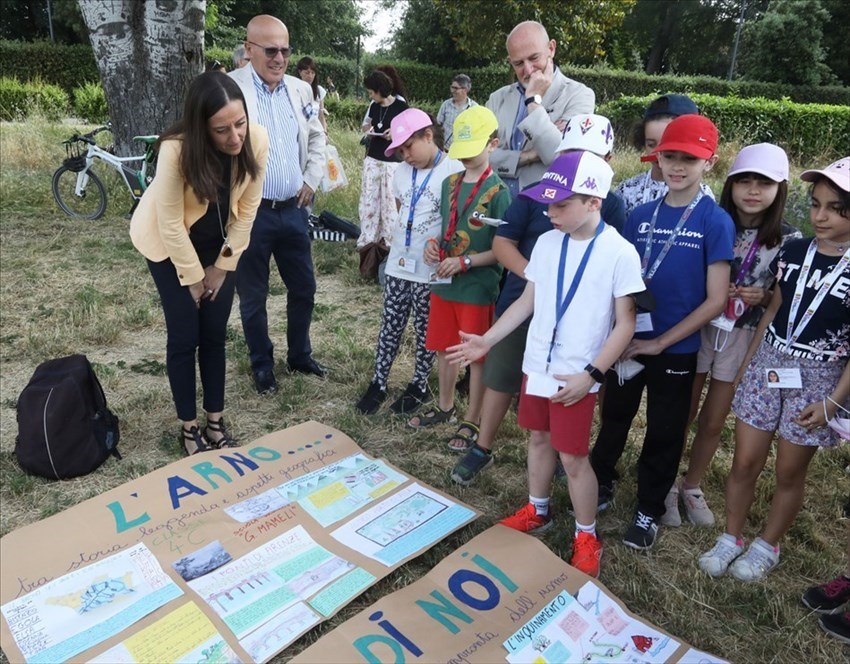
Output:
[251, 70, 303, 200]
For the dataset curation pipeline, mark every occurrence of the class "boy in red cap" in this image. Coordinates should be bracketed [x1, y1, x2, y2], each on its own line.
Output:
[590, 114, 736, 550]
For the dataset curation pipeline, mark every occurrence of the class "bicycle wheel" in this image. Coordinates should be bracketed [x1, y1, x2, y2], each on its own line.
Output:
[51, 166, 107, 220]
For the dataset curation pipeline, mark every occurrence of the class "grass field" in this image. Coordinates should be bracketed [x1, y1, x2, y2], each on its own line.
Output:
[0, 115, 848, 663]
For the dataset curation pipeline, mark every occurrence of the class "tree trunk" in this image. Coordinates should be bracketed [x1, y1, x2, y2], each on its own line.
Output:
[78, 0, 205, 156]
[645, 0, 681, 74]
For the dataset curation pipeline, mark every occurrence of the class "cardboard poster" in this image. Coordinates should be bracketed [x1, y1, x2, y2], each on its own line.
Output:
[293, 526, 726, 664]
[0, 421, 478, 663]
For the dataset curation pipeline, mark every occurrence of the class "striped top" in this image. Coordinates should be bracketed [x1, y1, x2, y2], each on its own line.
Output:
[251, 69, 303, 200]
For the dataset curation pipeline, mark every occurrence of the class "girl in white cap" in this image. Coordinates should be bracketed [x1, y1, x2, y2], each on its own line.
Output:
[664, 144, 802, 528]
[699, 156, 850, 582]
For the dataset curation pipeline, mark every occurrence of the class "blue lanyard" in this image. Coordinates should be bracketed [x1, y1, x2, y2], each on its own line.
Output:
[405, 151, 443, 248]
[640, 192, 703, 282]
[546, 221, 605, 372]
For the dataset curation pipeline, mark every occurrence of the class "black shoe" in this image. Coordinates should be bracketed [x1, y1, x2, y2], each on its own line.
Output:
[389, 383, 429, 414]
[253, 369, 278, 395]
[287, 357, 329, 377]
[623, 510, 659, 550]
[597, 482, 615, 512]
[356, 381, 387, 415]
[819, 612, 850, 644]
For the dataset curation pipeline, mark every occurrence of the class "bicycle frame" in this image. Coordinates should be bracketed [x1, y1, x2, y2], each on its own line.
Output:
[75, 144, 151, 201]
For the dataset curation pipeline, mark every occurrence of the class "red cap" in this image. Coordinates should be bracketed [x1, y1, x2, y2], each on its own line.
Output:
[648, 114, 719, 161]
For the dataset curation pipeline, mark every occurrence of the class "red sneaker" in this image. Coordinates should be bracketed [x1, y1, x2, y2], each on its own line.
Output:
[570, 531, 603, 578]
[499, 502, 553, 534]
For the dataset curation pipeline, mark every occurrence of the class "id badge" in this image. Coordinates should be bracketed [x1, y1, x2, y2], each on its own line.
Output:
[709, 314, 735, 332]
[766, 367, 802, 388]
[429, 272, 452, 285]
[398, 256, 417, 274]
[526, 372, 563, 398]
[635, 312, 653, 333]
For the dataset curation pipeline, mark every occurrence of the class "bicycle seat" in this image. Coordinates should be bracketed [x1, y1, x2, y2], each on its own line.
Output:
[133, 135, 159, 145]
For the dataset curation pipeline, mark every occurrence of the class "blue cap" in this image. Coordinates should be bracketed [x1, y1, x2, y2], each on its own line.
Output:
[644, 94, 699, 120]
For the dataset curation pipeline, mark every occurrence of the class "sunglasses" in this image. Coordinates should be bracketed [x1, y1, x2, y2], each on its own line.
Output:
[247, 41, 292, 58]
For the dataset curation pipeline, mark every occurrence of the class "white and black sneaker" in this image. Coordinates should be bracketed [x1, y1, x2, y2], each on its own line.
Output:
[623, 510, 658, 550]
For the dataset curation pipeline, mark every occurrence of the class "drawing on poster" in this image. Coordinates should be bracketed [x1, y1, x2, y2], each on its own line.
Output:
[276, 454, 408, 527]
[172, 541, 233, 582]
[88, 601, 241, 664]
[1, 543, 182, 664]
[330, 482, 477, 566]
[224, 488, 291, 524]
[503, 586, 681, 663]
[188, 525, 372, 660]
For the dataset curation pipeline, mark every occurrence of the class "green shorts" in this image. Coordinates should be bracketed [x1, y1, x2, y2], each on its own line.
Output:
[483, 319, 530, 393]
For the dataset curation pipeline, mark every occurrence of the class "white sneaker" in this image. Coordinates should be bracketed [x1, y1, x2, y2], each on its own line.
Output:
[698, 533, 744, 577]
[661, 483, 682, 527]
[729, 538, 779, 582]
[681, 486, 715, 526]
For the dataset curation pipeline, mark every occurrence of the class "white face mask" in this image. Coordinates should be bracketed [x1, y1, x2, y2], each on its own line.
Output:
[824, 398, 850, 440]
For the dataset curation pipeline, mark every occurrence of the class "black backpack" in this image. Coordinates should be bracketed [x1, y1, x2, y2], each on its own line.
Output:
[15, 355, 121, 479]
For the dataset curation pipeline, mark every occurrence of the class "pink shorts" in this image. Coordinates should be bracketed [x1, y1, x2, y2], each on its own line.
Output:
[426, 293, 494, 354]
[518, 376, 597, 455]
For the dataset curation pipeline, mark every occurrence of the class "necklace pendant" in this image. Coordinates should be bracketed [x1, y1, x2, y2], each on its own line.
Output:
[377, 122, 383, 129]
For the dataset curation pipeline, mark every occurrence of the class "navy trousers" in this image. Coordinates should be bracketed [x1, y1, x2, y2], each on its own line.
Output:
[237, 203, 315, 373]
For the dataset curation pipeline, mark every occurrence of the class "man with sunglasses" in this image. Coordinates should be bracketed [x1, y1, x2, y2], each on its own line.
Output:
[230, 14, 328, 394]
[485, 20, 595, 198]
[436, 74, 477, 149]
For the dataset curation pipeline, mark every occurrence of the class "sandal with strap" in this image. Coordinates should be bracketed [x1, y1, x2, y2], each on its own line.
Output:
[182, 425, 211, 456]
[204, 417, 239, 449]
[447, 420, 480, 452]
[407, 405, 457, 429]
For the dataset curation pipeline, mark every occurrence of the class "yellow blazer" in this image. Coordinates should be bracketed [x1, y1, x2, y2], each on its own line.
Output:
[130, 123, 269, 286]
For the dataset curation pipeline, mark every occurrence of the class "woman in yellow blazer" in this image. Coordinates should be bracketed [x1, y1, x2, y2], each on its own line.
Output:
[130, 72, 269, 455]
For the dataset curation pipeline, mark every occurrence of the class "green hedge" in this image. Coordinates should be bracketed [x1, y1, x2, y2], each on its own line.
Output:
[73, 82, 109, 123]
[600, 94, 850, 162]
[0, 40, 99, 92]
[360, 58, 850, 107]
[0, 77, 69, 121]
[324, 97, 441, 129]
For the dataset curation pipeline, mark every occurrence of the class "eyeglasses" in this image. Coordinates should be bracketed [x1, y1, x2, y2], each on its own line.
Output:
[247, 41, 292, 58]
[450, 86, 463, 91]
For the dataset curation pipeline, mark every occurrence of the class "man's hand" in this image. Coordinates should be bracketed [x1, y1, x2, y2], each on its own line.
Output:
[525, 65, 554, 98]
[296, 183, 314, 208]
[519, 149, 540, 167]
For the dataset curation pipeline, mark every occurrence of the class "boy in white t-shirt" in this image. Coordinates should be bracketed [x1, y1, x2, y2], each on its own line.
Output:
[447, 151, 645, 577]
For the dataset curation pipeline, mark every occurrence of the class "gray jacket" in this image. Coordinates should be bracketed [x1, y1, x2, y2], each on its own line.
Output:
[486, 68, 594, 188]
[229, 65, 326, 192]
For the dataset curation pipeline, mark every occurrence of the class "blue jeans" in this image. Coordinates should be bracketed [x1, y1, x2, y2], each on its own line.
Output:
[236, 204, 315, 373]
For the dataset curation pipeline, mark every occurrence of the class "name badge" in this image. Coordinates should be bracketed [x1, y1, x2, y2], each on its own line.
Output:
[709, 314, 735, 332]
[429, 272, 452, 285]
[525, 372, 563, 399]
[635, 312, 653, 333]
[398, 256, 417, 274]
[766, 367, 802, 389]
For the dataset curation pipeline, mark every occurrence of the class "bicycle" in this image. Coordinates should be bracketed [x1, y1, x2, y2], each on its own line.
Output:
[51, 122, 158, 220]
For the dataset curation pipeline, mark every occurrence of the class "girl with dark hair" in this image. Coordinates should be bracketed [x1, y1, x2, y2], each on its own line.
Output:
[663, 143, 802, 528]
[356, 109, 462, 415]
[698, 156, 849, 582]
[296, 56, 327, 134]
[130, 71, 269, 455]
[357, 70, 408, 249]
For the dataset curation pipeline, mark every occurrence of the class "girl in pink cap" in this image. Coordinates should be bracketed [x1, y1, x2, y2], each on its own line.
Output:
[664, 143, 802, 528]
[355, 109, 463, 415]
[699, 156, 850, 582]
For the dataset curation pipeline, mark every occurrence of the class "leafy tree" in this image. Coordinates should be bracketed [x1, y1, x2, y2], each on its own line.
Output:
[1, 0, 87, 43]
[431, 0, 636, 66]
[819, 0, 850, 85]
[738, 0, 834, 85]
[218, 0, 364, 59]
[78, 0, 204, 155]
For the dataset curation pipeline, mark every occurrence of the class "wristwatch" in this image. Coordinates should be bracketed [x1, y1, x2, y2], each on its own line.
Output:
[462, 255, 473, 270]
[524, 94, 542, 107]
[584, 364, 605, 383]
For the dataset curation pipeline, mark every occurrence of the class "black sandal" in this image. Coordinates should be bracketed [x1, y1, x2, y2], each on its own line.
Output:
[204, 417, 239, 449]
[181, 425, 211, 455]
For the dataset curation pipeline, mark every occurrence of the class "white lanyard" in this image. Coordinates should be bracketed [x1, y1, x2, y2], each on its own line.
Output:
[784, 240, 850, 349]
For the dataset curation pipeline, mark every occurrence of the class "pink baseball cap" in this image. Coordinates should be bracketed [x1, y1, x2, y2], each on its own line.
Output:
[800, 157, 850, 192]
[727, 143, 789, 182]
[385, 108, 433, 157]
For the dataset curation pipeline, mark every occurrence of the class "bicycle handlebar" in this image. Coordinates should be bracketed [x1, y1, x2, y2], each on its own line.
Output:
[66, 124, 112, 146]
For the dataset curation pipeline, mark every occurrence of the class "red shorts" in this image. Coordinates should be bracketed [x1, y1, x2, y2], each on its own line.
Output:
[517, 375, 597, 455]
[426, 293, 494, 355]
